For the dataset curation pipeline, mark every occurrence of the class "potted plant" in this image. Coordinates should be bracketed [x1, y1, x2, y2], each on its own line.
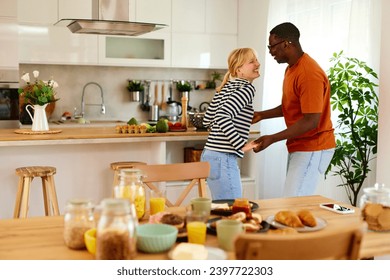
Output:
[176, 81, 192, 92]
[127, 80, 144, 102]
[206, 71, 222, 89]
[325, 51, 379, 206]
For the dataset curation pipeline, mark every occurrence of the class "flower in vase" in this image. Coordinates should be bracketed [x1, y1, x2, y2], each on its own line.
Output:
[18, 70, 59, 106]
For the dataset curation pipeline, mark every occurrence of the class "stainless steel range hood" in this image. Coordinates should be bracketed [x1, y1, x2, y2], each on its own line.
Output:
[54, 0, 167, 36]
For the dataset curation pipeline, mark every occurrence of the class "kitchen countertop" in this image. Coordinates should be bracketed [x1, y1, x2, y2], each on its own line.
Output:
[0, 127, 260, 147]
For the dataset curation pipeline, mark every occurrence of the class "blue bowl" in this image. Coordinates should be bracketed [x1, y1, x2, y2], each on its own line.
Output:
[136, 224, 178, 253]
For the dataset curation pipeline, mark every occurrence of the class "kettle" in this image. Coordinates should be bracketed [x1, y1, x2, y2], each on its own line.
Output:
[166, 100, 182, 121]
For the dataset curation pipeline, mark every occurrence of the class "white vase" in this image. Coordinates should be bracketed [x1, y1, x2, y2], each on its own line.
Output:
[25, 104, 49, 131]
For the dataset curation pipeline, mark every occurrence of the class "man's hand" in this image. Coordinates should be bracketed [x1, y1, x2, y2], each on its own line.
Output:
[253, 135, 274, 153]
[252, 111, 262, 124]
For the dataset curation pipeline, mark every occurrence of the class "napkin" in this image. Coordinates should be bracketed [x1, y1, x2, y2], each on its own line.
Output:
[211, 203, 230, 210]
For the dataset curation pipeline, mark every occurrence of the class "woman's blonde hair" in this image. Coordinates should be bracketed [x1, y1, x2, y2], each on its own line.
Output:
[216, 47, 258, 92]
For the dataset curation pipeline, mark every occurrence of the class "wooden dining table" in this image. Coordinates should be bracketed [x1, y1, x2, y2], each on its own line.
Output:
[0, 195, 389, 260]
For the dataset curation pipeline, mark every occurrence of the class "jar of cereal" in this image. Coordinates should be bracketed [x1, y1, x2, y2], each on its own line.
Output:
[96, 198, 137, 260]
[113, 168, 146, 220]
[63, 198, 95, 249]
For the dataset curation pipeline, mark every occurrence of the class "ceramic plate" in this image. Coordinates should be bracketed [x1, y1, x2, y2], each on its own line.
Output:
[206, 217, 270, 234]
[168, 246, 227, 260]
[210, 199, 259, 216]
[265, 215, 327, 232]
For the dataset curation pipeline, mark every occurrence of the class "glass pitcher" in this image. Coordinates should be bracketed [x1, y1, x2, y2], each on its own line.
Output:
[113, 168, 146, 220]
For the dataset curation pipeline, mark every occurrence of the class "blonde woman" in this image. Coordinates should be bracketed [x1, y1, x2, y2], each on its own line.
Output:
[201, 48, 260, 200]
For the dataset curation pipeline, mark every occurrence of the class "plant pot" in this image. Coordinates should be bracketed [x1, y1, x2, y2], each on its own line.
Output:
[129, 91, 141, 102]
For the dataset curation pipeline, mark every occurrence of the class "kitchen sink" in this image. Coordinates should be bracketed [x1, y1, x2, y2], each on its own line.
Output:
[49, 119, 126, 127]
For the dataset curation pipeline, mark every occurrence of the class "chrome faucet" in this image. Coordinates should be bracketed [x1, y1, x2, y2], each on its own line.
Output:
[80, 82, 106, 118]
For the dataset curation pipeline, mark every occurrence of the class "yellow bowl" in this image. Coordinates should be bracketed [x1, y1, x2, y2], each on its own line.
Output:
[84, 228, 96, 255]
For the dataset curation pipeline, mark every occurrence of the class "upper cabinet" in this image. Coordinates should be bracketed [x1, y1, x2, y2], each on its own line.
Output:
[171, 0, 237, 69]
[16, 0, 237, 68]
[0, 0, 17, 18]
[17, 0, 58, 24]
[0, 0, 18, 71]
[98, 0, 172, 67]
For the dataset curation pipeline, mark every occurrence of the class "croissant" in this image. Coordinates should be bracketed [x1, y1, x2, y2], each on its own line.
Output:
[297, 209, 317, 227]
[274, 210, 304, 227]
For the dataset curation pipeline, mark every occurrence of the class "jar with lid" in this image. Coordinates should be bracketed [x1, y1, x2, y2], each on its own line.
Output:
[113, 168, 146, 220]
[359, 183, 390, 231]
[96, 198, 137, 260]
[63, 198, 95, 249]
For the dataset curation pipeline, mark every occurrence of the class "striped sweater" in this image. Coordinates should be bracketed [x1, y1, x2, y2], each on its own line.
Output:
[203, 78, 255, 158]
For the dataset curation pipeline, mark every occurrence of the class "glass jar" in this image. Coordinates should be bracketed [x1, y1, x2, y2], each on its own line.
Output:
[113, 168, 146, 220]
[232, 198, 252, 218]
[359, 183, 390, 231]
[96, 198, 138, 260]
[63, 198, 95, 249]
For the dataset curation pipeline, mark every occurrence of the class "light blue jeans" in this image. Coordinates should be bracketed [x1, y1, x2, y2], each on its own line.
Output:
[200, 149, 242, 200]
[284, 149, 335, 197]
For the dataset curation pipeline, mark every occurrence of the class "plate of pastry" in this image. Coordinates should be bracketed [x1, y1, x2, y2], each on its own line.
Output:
[207, 217, 270, 234]
[266, 209, 327, 232]
[210, 199, 259, 216]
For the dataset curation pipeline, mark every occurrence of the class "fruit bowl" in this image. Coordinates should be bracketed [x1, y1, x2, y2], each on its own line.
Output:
[136, 224, 178, 253]
[188, 112, 207, 131]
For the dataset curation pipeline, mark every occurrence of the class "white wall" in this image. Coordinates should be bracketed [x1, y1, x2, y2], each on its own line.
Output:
[377, 0, 390, 186]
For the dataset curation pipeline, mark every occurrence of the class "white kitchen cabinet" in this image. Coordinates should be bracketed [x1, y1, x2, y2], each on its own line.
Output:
[0, 18, 18, 70]
[97, 0, 172, 67]
[98, 32, 171, 67]
[19, 25, 98, 65]
[171, 33, 236, 69]
[58, 0, 94, 20]
[172, 0, 205, 33]
[17, 0, 58, 24]
[0, 0, 18, 71]
[0, 0, 17, 18]
[134, 0, 171, 33]
[205, 0, 237, 34]
[171, 0, 237, 68]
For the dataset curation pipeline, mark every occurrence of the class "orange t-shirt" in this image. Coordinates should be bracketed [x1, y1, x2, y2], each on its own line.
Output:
[282, 53, 335, 153]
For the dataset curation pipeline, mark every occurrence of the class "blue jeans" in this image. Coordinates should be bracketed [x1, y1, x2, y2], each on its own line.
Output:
[200, 149, 242, 200]
[284, 148, 335, 197]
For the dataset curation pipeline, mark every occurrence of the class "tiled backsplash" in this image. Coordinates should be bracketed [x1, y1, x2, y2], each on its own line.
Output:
[19, 64, 219, 123]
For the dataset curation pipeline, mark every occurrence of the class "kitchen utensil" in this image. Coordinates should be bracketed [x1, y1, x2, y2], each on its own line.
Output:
[199, 102, 210, 112]
[154, 82, 159, 106]
[161, 83, 167, 112]
[149, 105, 159, 121]
[166, 101, 182, 122]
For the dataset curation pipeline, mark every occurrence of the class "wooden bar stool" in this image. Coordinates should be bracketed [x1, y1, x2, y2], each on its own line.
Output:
[14, 166, 60, 218]
[110, 161, 146, 194]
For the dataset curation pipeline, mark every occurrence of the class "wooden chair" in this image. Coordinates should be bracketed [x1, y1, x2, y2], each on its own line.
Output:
[132, 161, 210, 207]
[234, 223, 364, 260]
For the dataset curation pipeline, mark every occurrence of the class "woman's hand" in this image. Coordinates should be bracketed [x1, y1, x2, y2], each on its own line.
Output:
[242, 140, 261, 152]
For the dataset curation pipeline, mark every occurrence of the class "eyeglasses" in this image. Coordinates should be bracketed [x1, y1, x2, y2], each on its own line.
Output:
[267, 40, 286, 50]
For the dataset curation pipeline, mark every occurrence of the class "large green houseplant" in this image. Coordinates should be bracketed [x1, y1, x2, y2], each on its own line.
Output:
[326, 51, 379, 206]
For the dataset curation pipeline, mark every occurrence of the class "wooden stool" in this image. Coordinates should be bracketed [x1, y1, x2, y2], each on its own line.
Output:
[110, 161, 146, 195]
[14, 166, 60, 218]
